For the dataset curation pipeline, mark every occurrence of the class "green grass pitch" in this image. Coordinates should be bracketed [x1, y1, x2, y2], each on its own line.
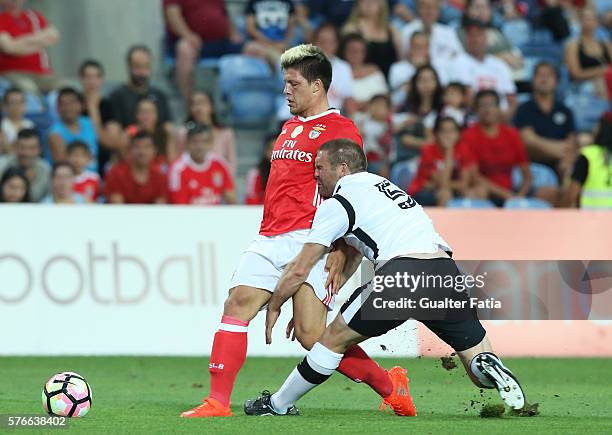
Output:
[1, 357, 611, 434]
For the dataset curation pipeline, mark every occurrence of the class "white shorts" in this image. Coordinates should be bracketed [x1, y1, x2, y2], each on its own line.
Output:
[229, 229, 335, 309]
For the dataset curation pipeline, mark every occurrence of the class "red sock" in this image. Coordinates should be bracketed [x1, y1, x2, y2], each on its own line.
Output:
[208, 316, 248, 407]
[337, 345, 392, 397]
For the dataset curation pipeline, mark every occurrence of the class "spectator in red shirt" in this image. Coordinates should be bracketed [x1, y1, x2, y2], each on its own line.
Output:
[408, 116, 481, 206]
[168, 124, 236, 205]
[0, 0, 60, 94]
[462, 90, 532, 206]
[244, 134, 275, 205]
[66, 141, 100, 203]
[163, 0, 263, 100]
[105, 131, 168, 204]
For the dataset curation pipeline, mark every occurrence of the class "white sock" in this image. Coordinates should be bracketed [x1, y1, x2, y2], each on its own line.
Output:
[271, 343, 343, 413]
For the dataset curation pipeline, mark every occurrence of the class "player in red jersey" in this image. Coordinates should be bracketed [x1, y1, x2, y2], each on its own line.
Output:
[180, 45, 416, 418]
[168, 124, 237, 205]
[67, 141, 100, 203]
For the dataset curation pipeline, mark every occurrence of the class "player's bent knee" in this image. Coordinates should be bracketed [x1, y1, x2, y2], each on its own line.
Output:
[293, 321, 325, 350]
[222, 286, 269, 321]
[320, 316, 359, 353]
[294, 329, 320, 350]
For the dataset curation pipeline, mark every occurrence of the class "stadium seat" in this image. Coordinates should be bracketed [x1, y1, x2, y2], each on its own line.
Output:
[564, 84, 609, 132]
[0, 76, 12, 94]
[446, 198, 497, 208]
[503, 197, 552, 209]
[390, 157, 419, 191]
[502, 19, 530, 48]
[512, 163, 559, 191]
[218, 55, 279, 127]
[519, 29, 564, 66]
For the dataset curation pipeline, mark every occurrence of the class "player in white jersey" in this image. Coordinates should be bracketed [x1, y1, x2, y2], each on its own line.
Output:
[244, 139, 526, 416]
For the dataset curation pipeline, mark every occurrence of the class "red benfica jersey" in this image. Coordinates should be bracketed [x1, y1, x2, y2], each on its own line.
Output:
[0, 9, 52, 75]
[168, 153, 234, 205]
[73, 171, 101, 202]
[259, 109, 363, 236]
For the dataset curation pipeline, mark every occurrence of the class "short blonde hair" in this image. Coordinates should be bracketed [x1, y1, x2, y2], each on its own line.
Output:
[280, 44, 332, 91]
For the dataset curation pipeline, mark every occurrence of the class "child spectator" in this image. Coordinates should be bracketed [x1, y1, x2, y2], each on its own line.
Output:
[0, 128, 50, 202]
[462, 90, 532, 206]
[49, 87, 98, 171]
[408, 116, 480, 206]
[177, 91, 236, 175]
[1, 87, 34, 155]
[353, 94, 406, 176]
[66, 141, 101, 203]
[168, 124, 236, 205]
[0, 166, 29, 203]
[126, 98, 177, 171]
[104, 131, 168, 204]
[42, 162, 86, 204]
[245, 134, 275, 205]
[440, 82, 468, 127]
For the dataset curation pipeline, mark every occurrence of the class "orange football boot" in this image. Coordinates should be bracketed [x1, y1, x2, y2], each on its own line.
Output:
[378, 366, 417, 417]
[180, 398, 232, 418]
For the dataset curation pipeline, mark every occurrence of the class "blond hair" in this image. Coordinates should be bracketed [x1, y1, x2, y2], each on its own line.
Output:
[281, 44, 326, 68]
[280, 44, 332, 91]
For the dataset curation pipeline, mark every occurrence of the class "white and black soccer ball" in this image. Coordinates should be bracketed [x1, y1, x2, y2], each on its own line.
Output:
[42, 372, 92, 417]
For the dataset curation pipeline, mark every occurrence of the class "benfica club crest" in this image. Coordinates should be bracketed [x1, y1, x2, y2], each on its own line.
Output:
[309, 124, 326, 140]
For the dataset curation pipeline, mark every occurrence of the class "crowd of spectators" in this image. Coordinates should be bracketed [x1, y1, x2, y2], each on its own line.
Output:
[1, 0, 611, 209]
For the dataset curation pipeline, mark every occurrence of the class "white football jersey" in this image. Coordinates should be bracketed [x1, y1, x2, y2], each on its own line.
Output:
[306, 172, 450, 264]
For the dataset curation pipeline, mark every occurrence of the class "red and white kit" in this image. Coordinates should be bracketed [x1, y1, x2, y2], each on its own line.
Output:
[73, 171, 100, 202]
[230, 109, 363, 308]
[168, 153, 234, 205]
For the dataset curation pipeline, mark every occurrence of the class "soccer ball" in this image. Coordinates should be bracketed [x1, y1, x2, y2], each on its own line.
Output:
[42, 372, 92, 417]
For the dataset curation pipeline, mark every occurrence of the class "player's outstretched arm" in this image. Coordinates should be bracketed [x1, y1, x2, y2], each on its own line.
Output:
[265, 243, 327, 344]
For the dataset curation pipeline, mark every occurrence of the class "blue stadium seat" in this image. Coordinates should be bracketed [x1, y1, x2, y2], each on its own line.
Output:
[502, 19, 530, 48]
[390, 157, 419, 190]
[218, 55, 275, 91]
[218, 55, 279, 127]
[227, 90, 276, 126]
[446, 198, 497, 208]
[564, 84, 609, 132]
[512, 163, 559, 191]
[24, 91, 45, 114]
[504, 197, 552, 209]
[519, 29, 564, 66]
[0, 77, 12, 94]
